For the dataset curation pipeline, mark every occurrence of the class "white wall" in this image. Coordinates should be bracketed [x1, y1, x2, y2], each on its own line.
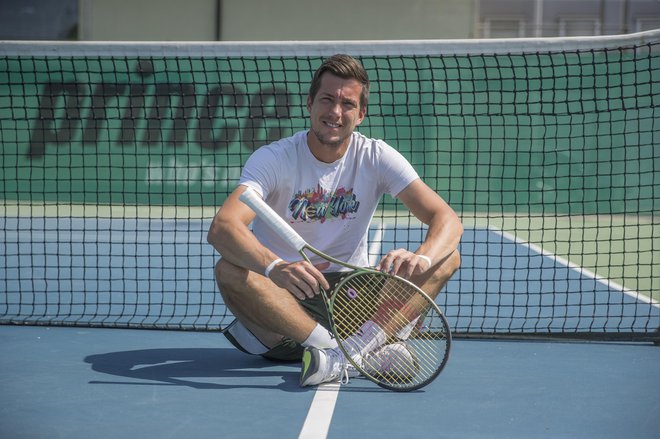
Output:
[79, 0, 474, 41]
[220, 0, 474, 40]
[79, 0, 218, 41]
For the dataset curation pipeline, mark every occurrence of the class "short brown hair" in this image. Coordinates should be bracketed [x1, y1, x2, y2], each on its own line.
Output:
[308, 54, 370, 109]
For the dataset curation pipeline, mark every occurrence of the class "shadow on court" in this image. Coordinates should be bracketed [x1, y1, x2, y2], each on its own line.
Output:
[84, 346, 392, 394]
[84, 347, 305, 392]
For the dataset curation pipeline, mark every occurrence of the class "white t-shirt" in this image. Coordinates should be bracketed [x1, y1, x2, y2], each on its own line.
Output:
[239, 130, 419, 271]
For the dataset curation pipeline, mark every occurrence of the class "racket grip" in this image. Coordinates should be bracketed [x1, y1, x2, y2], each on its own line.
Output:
[239, 187, 308, 251]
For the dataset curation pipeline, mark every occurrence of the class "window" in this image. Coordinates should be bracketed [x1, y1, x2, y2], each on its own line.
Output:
[558, 17, 601, 37]
[635, 18, 660, 32]
[481, 17, 526, 38]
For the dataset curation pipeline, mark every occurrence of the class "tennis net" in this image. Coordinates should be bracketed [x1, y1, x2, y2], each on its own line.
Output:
[1, 32, 658, 341]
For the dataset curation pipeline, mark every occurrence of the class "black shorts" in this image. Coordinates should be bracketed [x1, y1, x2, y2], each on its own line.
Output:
[223, 272, 345, 362]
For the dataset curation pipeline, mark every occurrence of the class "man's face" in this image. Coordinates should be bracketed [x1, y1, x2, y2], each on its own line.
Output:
[307, 72, 367, 150]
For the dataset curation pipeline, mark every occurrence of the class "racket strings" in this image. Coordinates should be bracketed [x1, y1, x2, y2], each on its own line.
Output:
[381, 306, 442, 384]
[331, 271, 450, 389]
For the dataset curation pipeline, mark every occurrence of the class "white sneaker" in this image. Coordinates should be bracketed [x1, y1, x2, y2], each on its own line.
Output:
[363, 341, 419, 381]
[300, 347, 360, 387]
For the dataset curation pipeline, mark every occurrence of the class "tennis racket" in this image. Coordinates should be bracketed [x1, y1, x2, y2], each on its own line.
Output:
[239, 187, 451, 391]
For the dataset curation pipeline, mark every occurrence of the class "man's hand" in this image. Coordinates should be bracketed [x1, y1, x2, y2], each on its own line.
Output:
[268, 261, 331, 300]
[377, 249, 431, 280]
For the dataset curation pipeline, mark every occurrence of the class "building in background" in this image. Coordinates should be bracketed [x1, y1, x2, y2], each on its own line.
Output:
[477, 0, 660, 38]
[0, 0, 658, 41]
[0, 0, 78, 40]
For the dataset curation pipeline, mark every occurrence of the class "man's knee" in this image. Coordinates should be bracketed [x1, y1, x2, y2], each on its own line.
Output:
[214, 258, 227, 288]
[445, 250, 461, 277]
[214, 259, 248, 300]
[431, 249, 461, 284]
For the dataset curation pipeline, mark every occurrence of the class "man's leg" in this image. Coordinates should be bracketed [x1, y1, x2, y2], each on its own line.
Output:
[216, 259, 363, 386]
[341, 250, 461, 358]
[215, 258, 318, 349]
[300, 253, 462, 387]
[411, 250, 461, 300]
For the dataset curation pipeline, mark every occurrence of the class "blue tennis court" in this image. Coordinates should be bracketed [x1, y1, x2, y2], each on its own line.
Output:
[1, 325, 658, 438]
[1, 218, 659, 438]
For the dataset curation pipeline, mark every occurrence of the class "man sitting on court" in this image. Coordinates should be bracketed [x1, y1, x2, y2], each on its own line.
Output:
[207, 53, 463, 386]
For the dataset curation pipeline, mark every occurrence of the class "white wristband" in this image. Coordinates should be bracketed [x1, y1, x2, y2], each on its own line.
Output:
[417, 254, 432, 268]
[264, 258, 283, 278]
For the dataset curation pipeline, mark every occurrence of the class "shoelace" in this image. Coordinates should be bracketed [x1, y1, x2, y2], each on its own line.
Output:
[330, 347, 358, 385]
[340, 366, 350, 385]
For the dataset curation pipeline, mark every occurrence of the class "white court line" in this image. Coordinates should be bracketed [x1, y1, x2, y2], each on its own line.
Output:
[491, 226, 660, 308]
[298, 383, 341, 439]
[298, 224, 387, 439]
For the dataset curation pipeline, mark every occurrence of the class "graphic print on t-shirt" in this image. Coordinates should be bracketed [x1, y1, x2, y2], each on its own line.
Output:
[288, 184, 360, 223]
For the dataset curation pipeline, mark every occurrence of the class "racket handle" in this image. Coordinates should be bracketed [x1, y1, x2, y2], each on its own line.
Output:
[239, 186, 308, 251]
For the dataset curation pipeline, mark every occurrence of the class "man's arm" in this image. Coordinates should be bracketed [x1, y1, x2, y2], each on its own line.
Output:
[207, 185, 329, 298]
[207, 185, 274, 275]
[377, 179, 463, 279]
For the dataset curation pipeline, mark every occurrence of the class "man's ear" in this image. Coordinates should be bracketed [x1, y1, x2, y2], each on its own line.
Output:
[356, 106, 367, 125]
